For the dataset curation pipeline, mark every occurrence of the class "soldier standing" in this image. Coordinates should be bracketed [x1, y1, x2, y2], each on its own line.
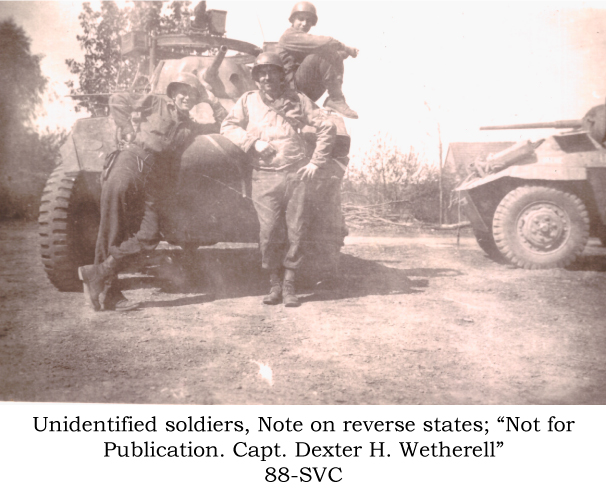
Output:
[79, 72, 227, 311]
[220, 53, 336, 307]
[277, 1, 359, 119]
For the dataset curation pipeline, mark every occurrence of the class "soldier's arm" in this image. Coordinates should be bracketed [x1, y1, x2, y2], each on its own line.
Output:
[194, 99, 229, 135]
[220, 95, 258, 153]
[300, 95, 336, 168]
[109, 93, 157, 137]
[279, 29, 349, 57]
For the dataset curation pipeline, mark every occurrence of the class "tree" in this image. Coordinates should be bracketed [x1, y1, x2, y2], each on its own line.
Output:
[343, 133, 445, 222]
[66, 1, 192, 116]
[0, 19, 48, 170]
[0, 18, 63, 220]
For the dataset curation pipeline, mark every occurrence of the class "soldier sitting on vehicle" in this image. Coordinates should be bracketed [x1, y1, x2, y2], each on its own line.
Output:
[78, 72, 228, 312]
[277, 1, 360, 119]
[220, 52, 336, 307]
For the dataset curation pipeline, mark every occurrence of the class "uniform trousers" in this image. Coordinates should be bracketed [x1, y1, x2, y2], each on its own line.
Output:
[251, 168, 309, 271]
[294, 52, 345, 102]
[94, 149, 162, 267]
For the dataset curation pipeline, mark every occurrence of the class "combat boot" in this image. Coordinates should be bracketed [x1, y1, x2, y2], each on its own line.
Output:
[282, 280, 301, 308]
[324, 97, 358, 119]
[263, 279, 282, 305]
[78, 256, 119, 311]
[101, 284, 140, 312]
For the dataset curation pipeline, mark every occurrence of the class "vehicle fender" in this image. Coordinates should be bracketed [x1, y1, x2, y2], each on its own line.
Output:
[58, 116, 117, 205]
[159, 133, 259, 246]
[68, 117, 118, 173]
[456, 164, 587, 192]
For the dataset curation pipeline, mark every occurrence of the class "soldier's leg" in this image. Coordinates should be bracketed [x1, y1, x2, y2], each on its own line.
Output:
[101, 180, 163, 311]
[252, 170, 288, 271]
[83, 152, 144, 310]
[294, 54, 327, 102]
[251, 170, 289, 304]
[94, 152, 145, 265]
[281, 171, 312, 307]
[295, 53, 357, 119]
[108, 199, 161, 261]
[85, 151, 159, 311]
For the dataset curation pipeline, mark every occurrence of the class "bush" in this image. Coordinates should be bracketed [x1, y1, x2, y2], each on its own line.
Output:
[0, 129, 66, 221]
[343, 132, 451, 223]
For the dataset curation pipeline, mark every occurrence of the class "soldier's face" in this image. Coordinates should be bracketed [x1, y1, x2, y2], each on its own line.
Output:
[172, 86, 197, 111]
[255, 66, 284, 96]
[292, 13, 314, 32]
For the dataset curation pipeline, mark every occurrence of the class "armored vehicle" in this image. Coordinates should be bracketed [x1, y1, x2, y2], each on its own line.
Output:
[457, 105, 606, 269]
[39, 7, 350, 291]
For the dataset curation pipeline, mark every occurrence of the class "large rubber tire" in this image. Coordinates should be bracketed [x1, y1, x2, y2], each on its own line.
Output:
[38, 167, 99, 291]
[472, 228, 503, 261]
[493, 186, 589, 269]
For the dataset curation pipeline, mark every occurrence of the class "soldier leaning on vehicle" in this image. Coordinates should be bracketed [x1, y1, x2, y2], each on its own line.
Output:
[78, 72, 228, 312]
[220, 52, 336, 307]
[277, 1, 359, 119]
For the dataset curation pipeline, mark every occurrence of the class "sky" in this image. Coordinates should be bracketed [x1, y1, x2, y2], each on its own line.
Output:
[2, 0, 606, 166]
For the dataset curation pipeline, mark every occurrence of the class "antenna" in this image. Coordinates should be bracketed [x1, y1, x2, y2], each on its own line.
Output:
[256, 15, 266, 43]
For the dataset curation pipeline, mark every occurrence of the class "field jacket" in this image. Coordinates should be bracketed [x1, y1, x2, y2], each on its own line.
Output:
[277, 27, 346, 87]
[109, 93, 227, 156]
[220, 89, 336, 171]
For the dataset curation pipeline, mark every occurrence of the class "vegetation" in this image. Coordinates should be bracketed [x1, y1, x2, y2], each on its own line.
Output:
[343, 133, 455, 224]
[0, 19, 65, 220]
[66, 1, 193, 116]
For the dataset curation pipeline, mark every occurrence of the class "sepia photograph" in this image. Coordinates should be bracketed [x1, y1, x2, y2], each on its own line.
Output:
[1, 0, 606, 407]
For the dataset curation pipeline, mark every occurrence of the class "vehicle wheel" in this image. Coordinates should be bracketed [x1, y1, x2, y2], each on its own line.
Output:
[38, 167, 99, 291]
[493, 186, 589, 269]
[472, 228, 503, 261]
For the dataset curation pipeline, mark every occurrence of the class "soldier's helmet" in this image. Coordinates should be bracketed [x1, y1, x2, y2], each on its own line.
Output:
[289, 1, 318, 26]
[251, 52, 285, 81]
[166, 72, 206, 103]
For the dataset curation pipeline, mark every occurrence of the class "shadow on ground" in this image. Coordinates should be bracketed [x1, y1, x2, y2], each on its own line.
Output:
[118, 248, 462, 306]
[567, 254, 606, 272]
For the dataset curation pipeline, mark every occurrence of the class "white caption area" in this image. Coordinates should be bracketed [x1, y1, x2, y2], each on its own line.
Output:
[0, 403, 602, 490]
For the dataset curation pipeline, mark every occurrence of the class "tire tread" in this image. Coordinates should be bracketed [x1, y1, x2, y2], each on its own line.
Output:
[493, 186, 589, 269]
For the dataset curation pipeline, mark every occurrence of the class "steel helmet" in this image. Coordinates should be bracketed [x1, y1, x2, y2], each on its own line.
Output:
[289, 1, 318, 26]
[251, 52, 285, 80]
[166, 72, 205, 103]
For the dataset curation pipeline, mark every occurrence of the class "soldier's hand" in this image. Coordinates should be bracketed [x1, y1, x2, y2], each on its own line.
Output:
[199, 76, 219, 105]
[116, 126, 134, 147]
[254, 140, 277, 160]
[347, 46, 359, 58]
[297, 163, 319, 180]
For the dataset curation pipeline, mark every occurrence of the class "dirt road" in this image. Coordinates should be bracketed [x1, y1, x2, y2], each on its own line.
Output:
[1, 221, 605, 404]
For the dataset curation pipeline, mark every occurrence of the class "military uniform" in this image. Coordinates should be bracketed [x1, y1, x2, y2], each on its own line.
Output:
[220, 89, 336, 272]
[277, 27, 348, 103]
[96, 92, 227, 268]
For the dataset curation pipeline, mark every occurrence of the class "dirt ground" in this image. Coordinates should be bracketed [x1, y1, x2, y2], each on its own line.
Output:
[1, 220, 606, 405]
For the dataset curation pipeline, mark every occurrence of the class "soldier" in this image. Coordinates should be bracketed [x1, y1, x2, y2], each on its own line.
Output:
[78, 72, 228, 311]
[277, 1, 359, 119]
[220, 53, 336, 307]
